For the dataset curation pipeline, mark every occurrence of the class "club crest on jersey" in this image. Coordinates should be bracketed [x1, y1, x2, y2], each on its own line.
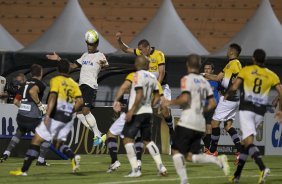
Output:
[150, 58, 156, 62]
[226, 64, 230, 69]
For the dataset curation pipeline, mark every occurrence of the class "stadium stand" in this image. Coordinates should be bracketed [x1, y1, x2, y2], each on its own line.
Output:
[0, 0, 281, 51]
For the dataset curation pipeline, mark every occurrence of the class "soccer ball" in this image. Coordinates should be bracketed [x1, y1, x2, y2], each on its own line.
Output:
[85, 30, 99, 44]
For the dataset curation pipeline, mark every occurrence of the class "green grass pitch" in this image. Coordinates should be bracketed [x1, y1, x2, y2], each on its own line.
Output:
[1, 154, 282, 184]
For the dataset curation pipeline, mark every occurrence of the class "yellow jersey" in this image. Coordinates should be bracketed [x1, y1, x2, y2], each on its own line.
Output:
[134, 47, 167, 85]
[126, 72, 163, 95]
[237, 64, 280, 115]
[221, 58, 242, 101]
[49, 75, 82, 123]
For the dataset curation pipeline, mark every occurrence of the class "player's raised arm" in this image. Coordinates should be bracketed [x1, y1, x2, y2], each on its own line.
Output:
[116, 32, 134, 54]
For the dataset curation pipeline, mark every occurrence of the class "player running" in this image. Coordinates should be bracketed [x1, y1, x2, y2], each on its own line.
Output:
[10, 59, 83, 176]
[0, 64, 51, 166]
[203, 43, 242, 163]
[116, 32, 174, 144]
[121, 55, 167, 177]
[162, 54, 230, 184]
[106, 71, 164, 173]
[46, 30, 108, 146]
[226, 49, 282, 184]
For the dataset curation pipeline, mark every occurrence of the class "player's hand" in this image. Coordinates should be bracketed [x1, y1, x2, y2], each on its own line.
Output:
[115, 31, 122, 40]
[37, 102, 47, 115]
[113, 101, 121, 112]
[275, 110, 282, 123]
[125, 110, 133, 122]
[46, 52, 61, 61]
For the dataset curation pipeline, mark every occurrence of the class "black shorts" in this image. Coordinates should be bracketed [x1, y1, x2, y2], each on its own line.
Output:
[204, 109, 215, 125]
[16, 114, 41, 133]
[172, 126, 204, 155]
[122, 113, 152, 141]
[79, 84, 97, 108]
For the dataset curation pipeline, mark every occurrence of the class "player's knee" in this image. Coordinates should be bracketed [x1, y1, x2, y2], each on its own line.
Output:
[123, 137, 133, 145]
[82, 107, 90, 115]
[224, 120, 233, 130]
[106, 131, 116, 139]
[211, 120, 219, 128]
[31, 133, 45, 146]
[185, 153, 193, 162]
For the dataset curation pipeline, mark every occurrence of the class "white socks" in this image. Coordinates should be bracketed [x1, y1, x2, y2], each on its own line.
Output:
[37, 156, 45, 163]
[3, 150, 11, 156]
[192, 154, 221, 167]
[77, 113, 101, 137]
[77, 113, 90, 129]
[173, 153, 188, 183]
[146, 141, 163, 169]
[125, 143, 138, 170]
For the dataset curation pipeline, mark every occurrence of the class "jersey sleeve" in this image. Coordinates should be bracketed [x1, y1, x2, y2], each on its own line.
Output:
[133, 72, 143, 89]
[157, 51, 165, 65]
[232, 60, 242, 74]
[50, 78, 60, 93]
[271, 72, 281, 87]
[125, 72, 134, 83]
[134, 48, 142, 56]
[180, 76, 190, 93]
[75, 53, 86, 66]
[237, 67, 246, 80]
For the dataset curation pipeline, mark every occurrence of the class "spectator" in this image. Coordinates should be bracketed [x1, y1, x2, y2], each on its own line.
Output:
[0, 75, 8, 103]
[6, 73, 26, 103]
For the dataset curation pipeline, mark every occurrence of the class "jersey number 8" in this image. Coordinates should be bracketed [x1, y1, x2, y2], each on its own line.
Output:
[253, 78, 262, 94]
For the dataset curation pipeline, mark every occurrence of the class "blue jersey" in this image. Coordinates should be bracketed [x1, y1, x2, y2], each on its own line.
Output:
[208, 80, 220, 105]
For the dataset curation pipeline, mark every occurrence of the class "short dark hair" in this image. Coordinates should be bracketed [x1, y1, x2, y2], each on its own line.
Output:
[57, 59, 70, 74]
[203, 61, 214, 70]
[253, 49, 266, 64]
[229, 43, 241, 56]
[186, 54, 201, 69]
[138, 39, 150, 47]
[30, 64, 42, 77]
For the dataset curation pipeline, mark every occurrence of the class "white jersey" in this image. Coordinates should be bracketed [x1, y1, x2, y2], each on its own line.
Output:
[128, 70, 158, 115]
[76, 52, 108, 89]
[178, 73, 213, 132]
[0, 76, 6, 94]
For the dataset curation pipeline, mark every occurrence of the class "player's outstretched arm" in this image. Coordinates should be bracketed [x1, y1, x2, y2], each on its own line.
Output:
[116, 32, 134, 54]
[204, 71, 224, 82]
[46, 52, 61, 61]
[46, 52, 79, 70]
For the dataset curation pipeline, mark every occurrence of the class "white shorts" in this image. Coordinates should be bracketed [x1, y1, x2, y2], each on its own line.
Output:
[162, 84, 171, 100]
[212, 96, 239, 122]
[36, 119, 73, 142]
[109, 113, 126, 137]
[108, 112, 141, 139]
[239, 110, 263, 140]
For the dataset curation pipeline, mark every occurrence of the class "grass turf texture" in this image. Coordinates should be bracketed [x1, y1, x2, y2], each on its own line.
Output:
[1, 155, 282, 184]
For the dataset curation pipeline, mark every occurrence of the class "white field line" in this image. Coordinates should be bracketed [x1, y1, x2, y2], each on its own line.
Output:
[97, 174, 282, 184]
